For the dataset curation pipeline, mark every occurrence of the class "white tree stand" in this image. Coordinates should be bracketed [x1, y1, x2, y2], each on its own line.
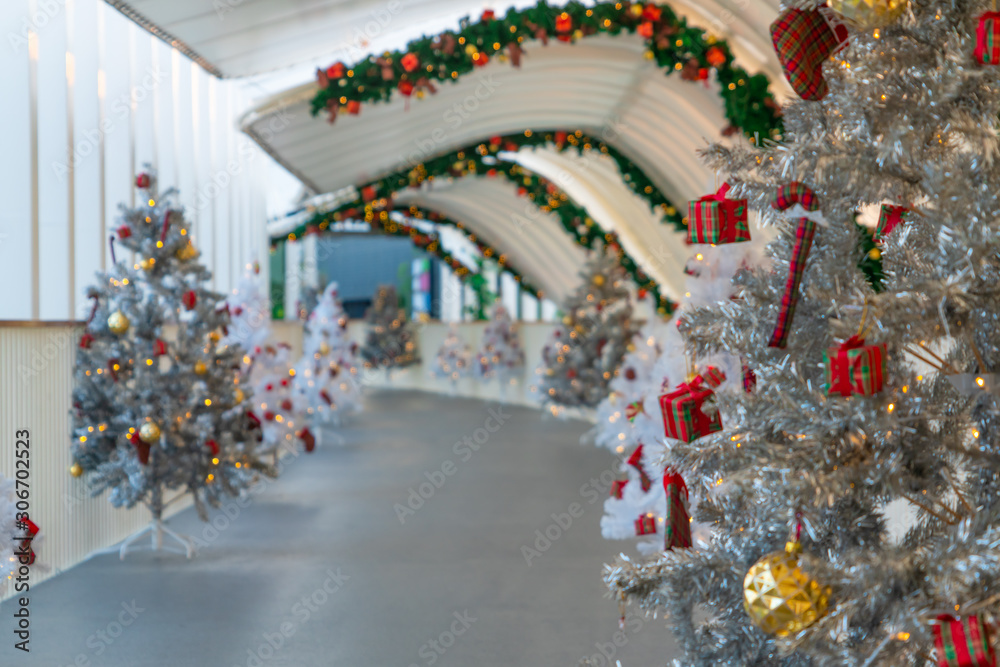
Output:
[119, 518, 196, 560]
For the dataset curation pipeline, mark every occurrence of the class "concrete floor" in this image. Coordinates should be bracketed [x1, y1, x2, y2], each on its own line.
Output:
[1, 390, 677, 666]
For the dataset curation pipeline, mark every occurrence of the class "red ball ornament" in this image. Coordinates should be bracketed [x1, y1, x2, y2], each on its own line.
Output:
[706, 46, 726, 67]
[473, 52, 489, 67]
[281, 379, 289, 387]
[135, 173, 151, 189]
[567, 369, 577, 379]
[398, 80, 415, 96]
[554, 131, 568, 145]
[263, 411, 275, 421]
[625, 367, 637, 381]
[326, 62, 345, 79]
[206, 439, 219, 456]
[116, 224, 132, 239]
[400, 53, 420, 72]
[265, 383, 274, 392]
[643, 4, 662, 21]
[182, 290, 197, 310]
[638, 288, 648, 299]
[281, 399, 293, 411]
[361, 185, 377, 202]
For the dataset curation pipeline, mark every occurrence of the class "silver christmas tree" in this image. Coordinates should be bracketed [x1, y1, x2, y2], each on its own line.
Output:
[71, 171, 274, 553]
[360, 284, 419, 370]
[537, 249, 635, 409]
[606, 2, 1000, 664]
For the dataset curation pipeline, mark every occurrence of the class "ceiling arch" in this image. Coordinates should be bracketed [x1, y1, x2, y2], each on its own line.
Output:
[393, 178, 591, 303]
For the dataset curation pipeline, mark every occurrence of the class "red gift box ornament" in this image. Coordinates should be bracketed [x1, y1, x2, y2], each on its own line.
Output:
[610, 479, 628, 499]
[153, 338, 167, 356]
[824, 335, 887, 397]
[634, 513, 657, 536]
[555, 12, 572, 33]
[769, 182, 822, 349]
[182, 290, 197, 310]
[663, 469, 692, 550]
[874, 204, 908, 243]
[626, 444, 644, 471]
[933, 614, 996, 667]
[660, 367, 726, 442]
[976, 13, 1000, 65]
[687, 183, 750, 245]
[299, 428, 316, 453]
[771, 6, 848, 101]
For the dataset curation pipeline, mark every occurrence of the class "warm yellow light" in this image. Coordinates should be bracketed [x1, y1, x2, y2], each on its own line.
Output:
[88, 426, 94, 432]
[156, 241, 163, 248]
[146, 359, 153, 366]
[148, 199, 155, 206]
[974, 430, 981, 439]
[695, 253, 703, 261]
[977, 377, 986, 387]
[204, 399, 212, 406]
[212, 458, 219, 465]
[79, 436, 87, 442]
[887, 403, 895, 413]
[235, 462, 242, 468]
[207, 474, 214, 481]
[896, 632, 909, 641]
[288, 369, 296, 376]
[916, 375, 923, 381]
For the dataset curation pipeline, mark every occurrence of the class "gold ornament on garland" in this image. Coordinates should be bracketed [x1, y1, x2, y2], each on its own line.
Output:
[194, 361, 208, 375]
[70, 463, 83, 477]
[139, 422, 161, 444]
[592, 274, 605, 286]
[743, 533, 830, 636]
[827, 0, 907, 27]
[108, 310, 130, 334]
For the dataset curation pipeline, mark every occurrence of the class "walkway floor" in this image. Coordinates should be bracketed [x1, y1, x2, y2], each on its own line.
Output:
[1, 390, 677, 666]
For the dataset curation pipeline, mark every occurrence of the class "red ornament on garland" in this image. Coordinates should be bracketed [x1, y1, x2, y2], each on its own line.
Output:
[362, 185, 377, 202]
[135, 173, 151, 189]
[326, 62, 345, 79]
[398, 80, 415, 97]
[345, 100, 361, 115]
[555, 12, 573, 33]
[481, 9, 495, 21]
[281, 399, 293, 411]
[642, 4, 662, 21]
[182, 290, 197, 310]
[638, 21, 654, 38]
[706, 46, 727, 67]
[263, 411, 275, 421]
[473, 52, 489, 67]
[400, 53, 420, 72]
[116, 224, 132, 239]
[554, 131, 568, 145]
[566, 369, 577, 379]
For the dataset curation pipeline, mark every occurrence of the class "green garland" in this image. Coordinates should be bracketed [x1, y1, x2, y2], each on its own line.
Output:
[310, 0, 782, 140]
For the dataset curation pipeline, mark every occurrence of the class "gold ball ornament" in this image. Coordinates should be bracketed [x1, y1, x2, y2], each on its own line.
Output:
[827, 0, 907, 27]
[234, 388, 245, 404]
[743, 540, 830, 636]
[208, 331, 220, 343]
[139, 422, 161, 444]
[108, 310, 130, 334]
[319, 341, 331, 356]
[194, 361, 208, 375]
[70, 463, 83, 477]
[592, 274, 605, 286]
[175, 242, 198, 261]
[562, 316, 573, 326]
[138, 257, 155, 271]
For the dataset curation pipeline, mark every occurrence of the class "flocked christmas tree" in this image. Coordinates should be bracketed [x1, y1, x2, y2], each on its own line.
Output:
[606, 2, 1000, 664]
[294, 282, 363, 427]
[360, 284, 418, 371]
[476, 303, 525, 385]
[431, 324, 474, 389]
[536, 249, 635, 409]
[71, 171, 273, 555]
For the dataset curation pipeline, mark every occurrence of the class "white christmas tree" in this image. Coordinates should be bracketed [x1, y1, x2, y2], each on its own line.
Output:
[476, 303, 525, 386]
[430, 325, 473, 389]
[293, 282, 363, 427]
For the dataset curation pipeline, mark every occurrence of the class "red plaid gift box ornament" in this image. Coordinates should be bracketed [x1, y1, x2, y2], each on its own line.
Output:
[976, 13, 1000, 65]
[933, 614, 996, 667]
[625, 400, 644, 422]
[769, 182, 822, 348]
[687, 183, 750, 245]
[874, 204, 908, 242]
[634, 513, 657, 536]
[660, 367, 726, 442]
[771, 6, 849, 101]
[663, 469, 692, 550]
[610, 479, 628, 499]
[626, 444, 644, 471]
[824, 335, 887, 397]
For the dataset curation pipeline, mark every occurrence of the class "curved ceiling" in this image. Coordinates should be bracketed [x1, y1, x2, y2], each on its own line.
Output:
[393, 178, 590, 303]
